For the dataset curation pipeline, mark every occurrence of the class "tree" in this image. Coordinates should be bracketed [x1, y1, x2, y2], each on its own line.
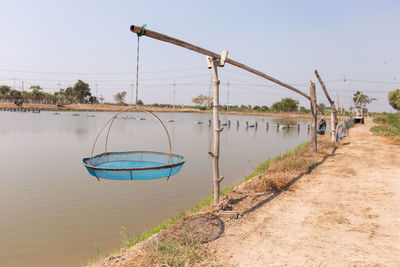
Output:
[65, 87, 74, 103]
[192, 94, 212, 108]
[0, 85, 11, 96]
[137, 99, 144, 106]
[29, 85, 44, 101]
[271, 97, 299, 112]
[9, 90, 23, 99]
[88, 96, 98, 104]
[388, 89, 400, 111]
[318, 103, 327, 111]
[114, 91, 127, 104]
[73, 80, 91, 103]
[192, 94, 206, 106]
[352, 91, 376, 109]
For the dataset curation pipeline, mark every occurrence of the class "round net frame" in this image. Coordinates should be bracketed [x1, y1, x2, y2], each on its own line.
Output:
[82, 106, 186, 181]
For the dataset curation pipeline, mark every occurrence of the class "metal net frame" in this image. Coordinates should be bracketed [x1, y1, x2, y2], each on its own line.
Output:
[82, 106, 186, 180]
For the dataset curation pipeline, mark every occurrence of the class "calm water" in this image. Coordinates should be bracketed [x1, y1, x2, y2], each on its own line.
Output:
[0, 111, 311, 267]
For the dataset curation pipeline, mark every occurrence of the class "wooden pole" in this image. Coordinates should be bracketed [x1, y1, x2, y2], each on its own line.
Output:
[209, 57, 223, 205]
[314, 70, 338, 142]
[130, 25, 310, 100]
[310, 81, 317, 153]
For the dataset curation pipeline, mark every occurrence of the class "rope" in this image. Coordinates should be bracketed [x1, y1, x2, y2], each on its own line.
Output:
[135, 35, 140, 105]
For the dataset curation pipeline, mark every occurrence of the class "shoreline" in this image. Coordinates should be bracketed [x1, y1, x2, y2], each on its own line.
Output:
[0, 102, 330, 119]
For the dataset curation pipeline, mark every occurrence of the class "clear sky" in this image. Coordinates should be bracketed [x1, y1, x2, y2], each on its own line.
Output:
[1, 0, 399, 111]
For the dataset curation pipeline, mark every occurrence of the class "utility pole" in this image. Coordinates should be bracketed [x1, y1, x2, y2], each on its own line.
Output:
[208, 77, 212, 99]
[22, 81, 24, 91]
[226, 81, 230, 111]
[130, 83, 134, 105]
[173, 81, 176, 110]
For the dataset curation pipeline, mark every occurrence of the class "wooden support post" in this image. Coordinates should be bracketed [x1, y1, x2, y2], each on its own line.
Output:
[310, 81, 317, 153]
[314, 70, 338, 142]
[209, 57, 223, 205]
[331, 103, 338, 142]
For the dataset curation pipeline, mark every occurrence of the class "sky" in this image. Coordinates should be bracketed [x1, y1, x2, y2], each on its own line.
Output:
[0, 0, 399, 112]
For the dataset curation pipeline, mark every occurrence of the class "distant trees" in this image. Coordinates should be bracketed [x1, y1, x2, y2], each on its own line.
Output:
[299, 106, 310, 113]
[0, 80, 96, 104]
[271, 97, 299, 112]
[114, 91, 127, 104]
[388, 89, 400, 111]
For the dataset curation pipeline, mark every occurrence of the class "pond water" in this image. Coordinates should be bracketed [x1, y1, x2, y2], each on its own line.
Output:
[0, 110, 311, 267]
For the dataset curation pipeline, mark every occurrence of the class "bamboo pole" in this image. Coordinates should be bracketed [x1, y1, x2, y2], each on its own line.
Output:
[314, 70, 338, 142]
[130, 25, 310, 100]
[310, 81, 317, 153]
[209, 57, 223, 205]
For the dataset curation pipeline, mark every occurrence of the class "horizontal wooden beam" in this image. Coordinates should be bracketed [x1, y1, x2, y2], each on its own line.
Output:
[130, 25, 310, 100]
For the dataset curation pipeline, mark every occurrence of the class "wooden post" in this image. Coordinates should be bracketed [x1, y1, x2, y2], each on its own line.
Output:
[314, 70, 338, 142]
[209, 57, 223, 205]
[310, 81, 317, 153]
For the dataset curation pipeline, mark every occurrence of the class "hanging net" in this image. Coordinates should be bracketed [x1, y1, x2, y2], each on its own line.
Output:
[82, 106, 186, 180]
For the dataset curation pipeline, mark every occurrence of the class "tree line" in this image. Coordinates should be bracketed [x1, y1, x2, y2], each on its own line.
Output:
[192, 93, 310, 113]
[0, 80, 100, 104]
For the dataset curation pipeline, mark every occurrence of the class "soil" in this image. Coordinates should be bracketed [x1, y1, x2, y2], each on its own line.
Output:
[207, 118, 400, 266]
[91, 118, 400, 266]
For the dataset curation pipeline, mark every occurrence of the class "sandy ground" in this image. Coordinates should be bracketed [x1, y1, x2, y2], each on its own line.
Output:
[207, 119, 400, 266]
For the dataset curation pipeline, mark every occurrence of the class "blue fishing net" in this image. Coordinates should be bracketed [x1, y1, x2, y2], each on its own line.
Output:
[83, 151, 185, 180]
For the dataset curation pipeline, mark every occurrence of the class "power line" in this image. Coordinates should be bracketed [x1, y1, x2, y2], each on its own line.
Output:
[346, 79, 400, 85]
[0, 67, 205, 75]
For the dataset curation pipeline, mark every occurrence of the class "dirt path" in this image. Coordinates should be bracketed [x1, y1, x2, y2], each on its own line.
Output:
[208, 119, 400, 266]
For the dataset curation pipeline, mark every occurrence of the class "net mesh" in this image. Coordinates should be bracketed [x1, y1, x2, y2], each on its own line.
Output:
[83, 151, 185, 180]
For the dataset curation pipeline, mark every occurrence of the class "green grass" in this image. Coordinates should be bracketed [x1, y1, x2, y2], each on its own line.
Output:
[371, 113, 400, 137]
[146, 234, 205, 267]
[88, 140, 312, 265]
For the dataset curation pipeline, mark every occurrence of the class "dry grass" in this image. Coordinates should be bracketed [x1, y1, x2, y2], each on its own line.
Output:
[248, 137, 336, 193]
[143, 232, 219, 267]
